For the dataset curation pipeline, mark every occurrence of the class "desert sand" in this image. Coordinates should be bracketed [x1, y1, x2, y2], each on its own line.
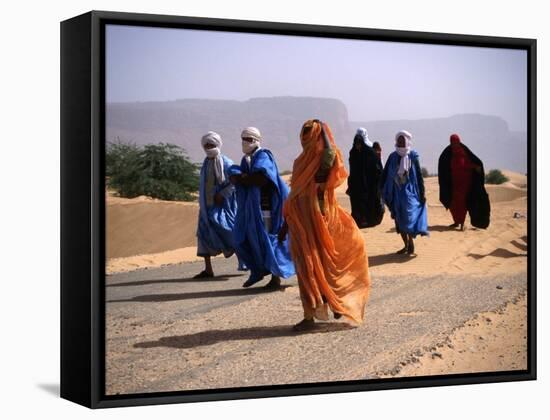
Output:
[107, 172, 527, 278]
[105, 171, 528, 386]
[383, 294, 527, 378]
[106, 193, 199, 260]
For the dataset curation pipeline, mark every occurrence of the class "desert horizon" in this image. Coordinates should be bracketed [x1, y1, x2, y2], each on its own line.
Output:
[106, 97, 527, 175]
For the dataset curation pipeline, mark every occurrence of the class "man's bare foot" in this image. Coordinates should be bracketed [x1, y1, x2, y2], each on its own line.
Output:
[407, 239, 415, 255]
[293, 318, 315, 332]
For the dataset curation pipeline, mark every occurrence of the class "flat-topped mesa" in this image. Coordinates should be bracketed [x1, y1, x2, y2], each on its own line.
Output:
[106, 98, 526, 175]
[106, 96, 350, 172]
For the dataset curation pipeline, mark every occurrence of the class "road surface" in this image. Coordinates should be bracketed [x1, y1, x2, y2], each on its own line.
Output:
[105, 256, 526, 395]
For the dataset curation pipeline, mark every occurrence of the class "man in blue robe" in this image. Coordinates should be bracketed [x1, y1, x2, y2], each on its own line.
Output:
[194, 131, 243, 278]
[381, 130, 429, 255]
[228, 127, 295, 289]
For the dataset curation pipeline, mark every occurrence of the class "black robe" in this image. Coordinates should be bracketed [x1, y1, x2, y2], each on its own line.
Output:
[438, 144, 491, 229]
[346, 145, 384, 228]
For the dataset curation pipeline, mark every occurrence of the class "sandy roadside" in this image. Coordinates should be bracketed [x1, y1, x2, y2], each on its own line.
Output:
[382, 294, 528, 378]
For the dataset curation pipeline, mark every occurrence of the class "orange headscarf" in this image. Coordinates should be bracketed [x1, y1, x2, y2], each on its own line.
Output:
[284, 120, 370, 324]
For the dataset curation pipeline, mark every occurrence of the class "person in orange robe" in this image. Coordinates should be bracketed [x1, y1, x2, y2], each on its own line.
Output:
[278, 119, 371, 331]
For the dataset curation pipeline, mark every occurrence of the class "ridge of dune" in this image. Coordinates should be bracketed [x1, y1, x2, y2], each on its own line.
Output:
[500, 170, 527, 188]
[106, 247, 207, 275]
[107, 190, 199, 206]
[485, 184, 527, 202]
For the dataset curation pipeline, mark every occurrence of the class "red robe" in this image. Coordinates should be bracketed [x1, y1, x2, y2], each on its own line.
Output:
[450, 145, 473, 224]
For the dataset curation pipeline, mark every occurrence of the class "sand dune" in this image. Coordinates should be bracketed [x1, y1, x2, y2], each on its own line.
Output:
[106, 195, 199, 259]
[486, 184, 527, 203]
[501, 170, 527, 188]
[106, 171, 527, 277]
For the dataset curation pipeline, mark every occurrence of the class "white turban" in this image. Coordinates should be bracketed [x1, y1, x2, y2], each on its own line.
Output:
[395, 130, 413, 176]
[356, 127, 373, 147]
[395, 130, 412, 146]
[241, 127, 262, 155]
[201, 131, 223, 148]
[201, 131, 225, 183]
[241, 127, 262, 142]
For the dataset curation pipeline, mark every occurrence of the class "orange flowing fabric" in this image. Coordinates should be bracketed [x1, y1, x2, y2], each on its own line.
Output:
[283, 120, 370, 324]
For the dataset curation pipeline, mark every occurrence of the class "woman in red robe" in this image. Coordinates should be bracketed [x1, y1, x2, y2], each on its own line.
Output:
[449, 134, 473, 230]
[438, 133, 491, 230]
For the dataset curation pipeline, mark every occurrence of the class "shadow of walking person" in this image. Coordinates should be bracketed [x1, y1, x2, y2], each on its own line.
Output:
[468, 248, 527, 259]
[134, 323, 355, 350]
[368, 252, 416, 267]
[427, 224, 460, 232]
[108, 285, 292, 303]
[106, 274, 243, 288]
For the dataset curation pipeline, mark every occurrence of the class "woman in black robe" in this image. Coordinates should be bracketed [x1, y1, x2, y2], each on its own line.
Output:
[346, 128, 384, 228]
[438, 133, 491, 229]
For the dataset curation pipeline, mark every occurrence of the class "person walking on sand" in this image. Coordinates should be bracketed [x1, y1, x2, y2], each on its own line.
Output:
[279, 119, 370, 331]
[194, 132, 245, 278]
[381, 130, 428, 255]
[438, 133, 490, 230]
[228, 127, 295, 289]
[346, 127, 384, 228]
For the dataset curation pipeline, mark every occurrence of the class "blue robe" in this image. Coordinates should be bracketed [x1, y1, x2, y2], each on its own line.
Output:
[228, 149, 295, 284]
[382, 150, 429, 237]
[197, 156, 244, 267]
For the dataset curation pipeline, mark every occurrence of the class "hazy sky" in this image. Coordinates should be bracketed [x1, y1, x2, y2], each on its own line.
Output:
[106, 24, 527, 131]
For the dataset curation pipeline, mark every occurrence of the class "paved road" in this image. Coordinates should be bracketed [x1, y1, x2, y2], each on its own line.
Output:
[107, 258, 299, 318]
[105, 256, 526, 395]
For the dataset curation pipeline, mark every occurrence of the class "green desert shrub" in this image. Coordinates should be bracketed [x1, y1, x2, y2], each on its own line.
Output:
[421, 167, 430, 178]
[106, 140, 200, 201]
[485, 169, 509, 185]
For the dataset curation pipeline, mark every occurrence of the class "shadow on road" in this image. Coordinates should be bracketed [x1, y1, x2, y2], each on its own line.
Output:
[134, 322, 355, 349]
[107, 274, 243, 288]
[108, 285, 292, 303]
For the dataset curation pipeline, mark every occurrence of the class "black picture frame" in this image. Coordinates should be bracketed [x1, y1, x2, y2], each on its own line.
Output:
[60, 10, 537, 409]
